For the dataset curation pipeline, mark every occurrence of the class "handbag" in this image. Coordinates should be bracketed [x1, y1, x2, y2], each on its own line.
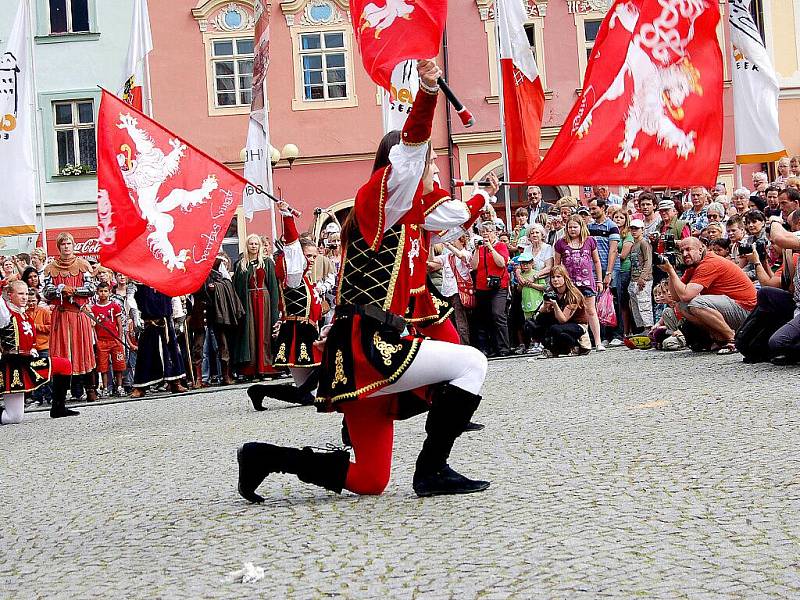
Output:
[596, 288, 617, 327]
[449, 254, 476, 309]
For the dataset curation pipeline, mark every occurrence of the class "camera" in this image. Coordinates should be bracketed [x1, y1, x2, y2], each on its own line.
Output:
[661, 233, 676, 252]
[543, 290, 559, 302]
[654, 252, 677, 267]
[739, 239, 768, 260]
[474, 239, 485, 247]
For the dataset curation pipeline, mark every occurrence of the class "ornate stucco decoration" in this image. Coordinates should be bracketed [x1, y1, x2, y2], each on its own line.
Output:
[192, 1, 257, 33]
[566, 0, 610, 14]
[280, 0, 350, 26]
[476, 0, 548, 21]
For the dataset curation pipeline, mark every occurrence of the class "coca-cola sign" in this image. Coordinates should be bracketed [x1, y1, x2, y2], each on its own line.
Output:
[73, 238, 101, 256]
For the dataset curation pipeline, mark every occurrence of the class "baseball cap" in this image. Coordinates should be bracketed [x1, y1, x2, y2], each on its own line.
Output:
[324, 222, 341, 234]
[517, 251, 534, 262]
[630, 219, 645, 229]
[577, 206, 590, 215]
[657, 199, 674, 211]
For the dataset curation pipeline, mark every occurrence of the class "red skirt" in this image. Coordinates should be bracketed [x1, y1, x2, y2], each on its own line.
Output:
[273, 319, 321, 368]
[50, 307, 96, 375]
[0, 354, 51, 393]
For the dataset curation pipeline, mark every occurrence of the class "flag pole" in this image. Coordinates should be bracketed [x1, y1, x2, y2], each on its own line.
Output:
[26, 0, 47, 252]
[493, 0, 512, 228]
[263, 77, 278, 243]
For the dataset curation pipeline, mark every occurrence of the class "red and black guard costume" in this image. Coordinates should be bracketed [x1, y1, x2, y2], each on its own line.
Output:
[238, 79, 492, 501]
[247, 212, 324, 409]
[0, 296, 76, 425]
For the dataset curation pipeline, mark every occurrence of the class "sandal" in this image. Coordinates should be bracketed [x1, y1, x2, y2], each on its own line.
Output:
[716, 342, 737, 355]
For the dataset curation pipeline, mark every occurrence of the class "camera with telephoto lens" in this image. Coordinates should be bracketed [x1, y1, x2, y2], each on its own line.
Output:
[543, 290, 559, 302]
[738, 239, 768, 260]
[654, 252, 677, 266]
[661, 233, 677, 252]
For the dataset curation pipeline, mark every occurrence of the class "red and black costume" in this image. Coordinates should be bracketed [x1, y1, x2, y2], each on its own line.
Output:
[247, 213, 324, 410]
[0, 297, 75, 425]
[238, 79, 492, 502]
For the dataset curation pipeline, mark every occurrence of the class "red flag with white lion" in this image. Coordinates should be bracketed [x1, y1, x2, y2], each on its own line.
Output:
[351, 0, 446, 89]
[530, 0, 723, 187]
[97, 90, 245, 296]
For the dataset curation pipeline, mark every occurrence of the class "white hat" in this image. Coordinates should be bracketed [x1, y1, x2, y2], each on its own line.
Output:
[630, 219, 645, 229]
[657, 199, 674, 211]
[324, 222, 341, 234]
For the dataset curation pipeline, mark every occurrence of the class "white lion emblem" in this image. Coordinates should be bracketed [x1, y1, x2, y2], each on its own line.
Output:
[116, 114, 218, 272]
[573, 1, 703, 167]
[359, 0, 414, 39]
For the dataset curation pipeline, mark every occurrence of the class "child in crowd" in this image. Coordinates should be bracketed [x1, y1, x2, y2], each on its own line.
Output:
[649, 282, 686, 351]
[627, 220, 653, 331]
[708, 238, 731, 259]
[91, 282, 126, 397]
[516, 251, 547, 354]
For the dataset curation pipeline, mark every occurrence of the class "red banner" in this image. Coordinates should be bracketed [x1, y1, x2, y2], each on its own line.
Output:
[351, 0, 446, 89]
[97, 90, 245, 296]
[530, 0, 723, 187]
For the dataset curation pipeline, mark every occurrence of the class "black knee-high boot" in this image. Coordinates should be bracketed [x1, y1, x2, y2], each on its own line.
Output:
[413, 383, 490, 497]
[50, 375, 80, 419]
[237, 443, 350, 503]
[247, 369, 318, 410]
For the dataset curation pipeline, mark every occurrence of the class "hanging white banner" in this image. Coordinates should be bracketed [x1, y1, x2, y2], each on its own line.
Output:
[0, 0, 37, 235]
[729, 0, 787, 164]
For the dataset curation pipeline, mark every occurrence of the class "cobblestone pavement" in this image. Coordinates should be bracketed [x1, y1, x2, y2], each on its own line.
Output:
[2, 349, 799, 599]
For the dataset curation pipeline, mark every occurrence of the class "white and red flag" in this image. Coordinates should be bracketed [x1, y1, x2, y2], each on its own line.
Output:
[97, 90, 245, 296]
[497, 0, 545, 182]
[351, 0, 446, 89]
[121, 0, 153, 112]
[531, 0, 723, 187]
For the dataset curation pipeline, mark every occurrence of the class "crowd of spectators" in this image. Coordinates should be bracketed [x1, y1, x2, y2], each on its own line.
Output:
[4, 161, 799, 412]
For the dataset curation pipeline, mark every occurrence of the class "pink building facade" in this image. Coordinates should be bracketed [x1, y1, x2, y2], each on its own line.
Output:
[148, 0, 742, 247]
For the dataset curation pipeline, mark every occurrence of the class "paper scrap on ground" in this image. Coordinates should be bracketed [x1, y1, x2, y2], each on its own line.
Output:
[222, 562, 265, 584]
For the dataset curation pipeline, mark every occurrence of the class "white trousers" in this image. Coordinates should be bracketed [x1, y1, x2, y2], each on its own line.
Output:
[628, 279, 654, 327]
[1, 393, 25, 425]
[371, 339, 488, 397]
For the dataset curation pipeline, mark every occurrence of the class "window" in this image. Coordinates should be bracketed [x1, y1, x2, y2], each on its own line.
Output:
[299, 32, 347, 100]
[48, 0, 89, 34]
[582, 19, 602, 60]
[53, 100, 96, 173]
[211, 38, 254, 107]
[524, 24, 538, 64]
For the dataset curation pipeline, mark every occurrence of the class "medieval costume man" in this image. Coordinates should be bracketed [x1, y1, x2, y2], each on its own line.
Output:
[237, 59, 497, 502]
[247, 208, 324, 410]
[190, 257, 245, 386]
[130, 285, 187, 397]
[42, 232, 97, 402]
[0, 280, 75, 425]
[232, 235, 281, 378]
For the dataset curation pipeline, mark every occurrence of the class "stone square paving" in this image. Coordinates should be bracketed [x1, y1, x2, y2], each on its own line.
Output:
[2, 349, 799, 598]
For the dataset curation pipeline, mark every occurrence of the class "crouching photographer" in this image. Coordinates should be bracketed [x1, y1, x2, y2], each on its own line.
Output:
[659, 237, 756, 354]
[740, 213, 800, 364]
[524, 265, 591, 359]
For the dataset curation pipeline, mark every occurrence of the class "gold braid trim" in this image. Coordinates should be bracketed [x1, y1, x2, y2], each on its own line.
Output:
[383, 226, 406, 312]
[370, 168, 391, 251]
[423, 196, 452, 216]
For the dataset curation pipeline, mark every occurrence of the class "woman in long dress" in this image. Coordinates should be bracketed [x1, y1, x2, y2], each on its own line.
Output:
[232, 235, 281, 377]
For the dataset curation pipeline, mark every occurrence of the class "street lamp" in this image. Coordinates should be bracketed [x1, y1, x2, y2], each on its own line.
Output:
[239, 143, 301, 169]
[273, 143, 299, 169]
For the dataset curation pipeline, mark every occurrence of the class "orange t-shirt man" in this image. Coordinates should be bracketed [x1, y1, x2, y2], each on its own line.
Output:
[681, 252, 757, 311]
